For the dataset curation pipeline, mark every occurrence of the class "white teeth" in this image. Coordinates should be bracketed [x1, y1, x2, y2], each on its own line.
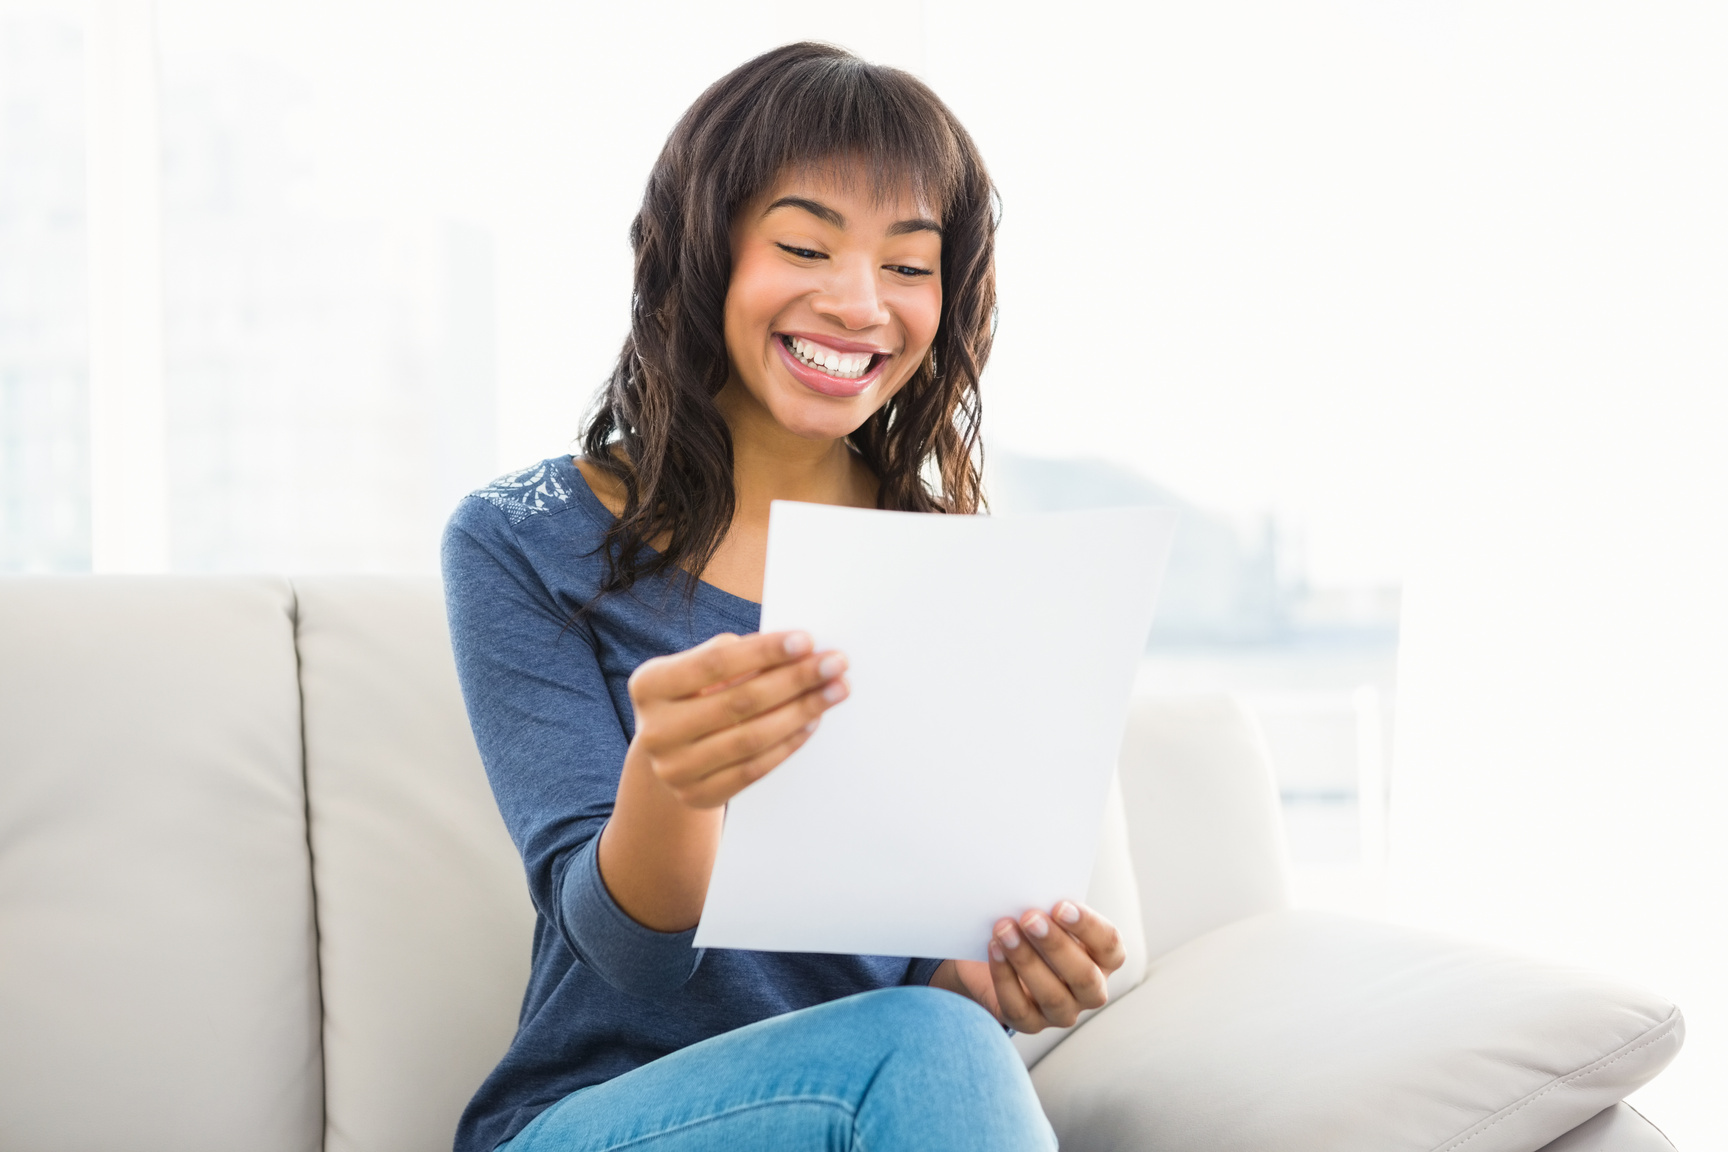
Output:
[788, 337, 874, 380]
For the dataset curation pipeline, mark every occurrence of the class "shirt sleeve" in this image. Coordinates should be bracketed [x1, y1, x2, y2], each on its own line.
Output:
[905, 958, 945, 986]
[441, 500, 704, 997]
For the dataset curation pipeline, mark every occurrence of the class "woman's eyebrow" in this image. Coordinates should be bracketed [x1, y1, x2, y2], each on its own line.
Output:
[764, 196, 844, 227]
[887, 218, 942, 237]
[763, 196, 942, 237]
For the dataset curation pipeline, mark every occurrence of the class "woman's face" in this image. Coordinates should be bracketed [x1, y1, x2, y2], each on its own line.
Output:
[722, 163, 943, 442]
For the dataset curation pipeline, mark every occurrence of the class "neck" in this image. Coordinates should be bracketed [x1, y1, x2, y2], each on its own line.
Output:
[715, 382, 872, 524]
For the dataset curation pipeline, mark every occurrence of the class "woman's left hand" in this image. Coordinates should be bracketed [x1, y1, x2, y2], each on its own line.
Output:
[935, 901, 1126, 1032]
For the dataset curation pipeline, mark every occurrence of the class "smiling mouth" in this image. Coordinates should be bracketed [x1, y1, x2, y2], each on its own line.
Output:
[780, 335, 888, 381]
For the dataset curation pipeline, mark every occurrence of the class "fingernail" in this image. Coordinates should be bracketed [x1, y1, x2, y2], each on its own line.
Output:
[998, 924, 1021, 949]
[784, 632, 812, 656]
[822, 680, 848, 704]
[1056, 901, 1081, 925]
[989, 942, 1006, 963]
[803, 720, 819, 734]
[1024, 913, 1049, 939]
[817, 654, 846, 679]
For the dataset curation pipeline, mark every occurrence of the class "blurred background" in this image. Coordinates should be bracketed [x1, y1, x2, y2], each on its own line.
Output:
[1, 0, 1722, 1141]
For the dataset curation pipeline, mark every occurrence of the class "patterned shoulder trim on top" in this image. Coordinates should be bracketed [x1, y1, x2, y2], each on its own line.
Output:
[471, 459, 575, 525]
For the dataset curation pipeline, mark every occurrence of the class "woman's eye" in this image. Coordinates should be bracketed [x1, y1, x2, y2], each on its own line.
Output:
[886, 264, 935, 278]
[775, 243, 825, 260]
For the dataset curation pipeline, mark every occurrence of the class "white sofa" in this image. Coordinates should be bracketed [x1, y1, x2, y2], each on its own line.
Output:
[0, 576, 1684, 1152]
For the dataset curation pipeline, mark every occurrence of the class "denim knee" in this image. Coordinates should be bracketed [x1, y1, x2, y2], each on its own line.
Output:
[843, 986, 1025, 1082]
[859, 985, 1008, 1043]
[841, 987, 1054, 1150]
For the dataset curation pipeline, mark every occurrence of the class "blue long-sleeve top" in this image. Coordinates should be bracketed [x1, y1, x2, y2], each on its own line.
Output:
[442, 455, 942, 1152]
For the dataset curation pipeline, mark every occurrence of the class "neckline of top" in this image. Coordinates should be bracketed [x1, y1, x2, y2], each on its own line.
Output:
[559, 455, 763, 625]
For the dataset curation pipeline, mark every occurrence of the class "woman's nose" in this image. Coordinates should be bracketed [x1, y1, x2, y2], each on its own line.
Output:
[813, 260, 890, 331]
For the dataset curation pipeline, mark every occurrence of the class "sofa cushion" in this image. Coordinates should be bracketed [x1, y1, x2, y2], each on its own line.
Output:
[294, 577, 534, 1152]
[0, 577, 322, 1152]
[1115, 694, 1291, 960]
[1030, 910, 1683, 1152]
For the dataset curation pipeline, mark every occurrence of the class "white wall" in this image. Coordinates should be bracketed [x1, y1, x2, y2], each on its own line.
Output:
[1386, 4, 1727, 1142]
[930, 2, 1436, 589]
[156, 0, 925, 496]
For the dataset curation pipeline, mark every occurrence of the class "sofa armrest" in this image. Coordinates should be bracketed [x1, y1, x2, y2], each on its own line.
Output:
[1029, 910, 1682, 1152]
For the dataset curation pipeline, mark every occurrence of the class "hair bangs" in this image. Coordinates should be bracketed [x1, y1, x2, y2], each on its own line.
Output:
[722, 51, 968, 223]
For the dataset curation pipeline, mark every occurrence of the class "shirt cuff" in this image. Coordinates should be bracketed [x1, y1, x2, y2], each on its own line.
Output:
[559, 836, 705, 997]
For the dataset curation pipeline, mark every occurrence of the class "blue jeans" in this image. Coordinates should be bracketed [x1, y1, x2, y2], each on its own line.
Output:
[501, 986, 1057, 1151]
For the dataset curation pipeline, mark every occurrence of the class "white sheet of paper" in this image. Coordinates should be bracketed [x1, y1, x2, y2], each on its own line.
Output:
[694, 501, 1177, 961]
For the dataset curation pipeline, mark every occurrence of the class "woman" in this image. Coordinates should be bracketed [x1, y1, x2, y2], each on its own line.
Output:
[443, 42, 1124, 1152]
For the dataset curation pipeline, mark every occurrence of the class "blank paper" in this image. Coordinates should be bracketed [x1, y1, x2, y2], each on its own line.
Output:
[694, 501, 1176, 961]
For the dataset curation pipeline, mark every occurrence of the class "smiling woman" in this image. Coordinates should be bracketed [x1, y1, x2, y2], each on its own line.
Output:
[440, 40, 1109, 1152]
[578, 42, 997, 607]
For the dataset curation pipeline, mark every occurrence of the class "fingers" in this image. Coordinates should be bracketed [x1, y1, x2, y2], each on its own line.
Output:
[1050, 901, 1127, 976]
[987, 902, 1123, 1031]
[986, 935, 1042, 1031]
[993, 918, 1088, 1028]
[644, 666, 847, 803]
[627, 630, 850, 809]
[1019, 908, 1110, 1010]
[629, 630, 813, 702]
[656, 649, 849, 747]
[672, 680, 838, 781]
[667, 717, 818, 808]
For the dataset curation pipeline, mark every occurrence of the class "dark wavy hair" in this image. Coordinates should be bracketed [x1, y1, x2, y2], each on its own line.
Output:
[580, 41, 997, 601]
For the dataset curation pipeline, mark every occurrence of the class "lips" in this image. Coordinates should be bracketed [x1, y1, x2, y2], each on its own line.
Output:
[774, 334, 890, 398]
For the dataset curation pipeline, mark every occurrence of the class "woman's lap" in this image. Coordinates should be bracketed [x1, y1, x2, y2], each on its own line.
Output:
[501, 986, 1055, 1152]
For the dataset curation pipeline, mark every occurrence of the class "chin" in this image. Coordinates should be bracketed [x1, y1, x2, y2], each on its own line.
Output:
[772, 395, 874, 442]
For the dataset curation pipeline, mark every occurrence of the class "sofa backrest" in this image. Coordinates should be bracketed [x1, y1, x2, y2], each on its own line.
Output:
[0, 576, 1292, 1152]
[0, 577, 323, 1152]
[1117, 693, 1293, 959]
[292, 577, 531, 1152]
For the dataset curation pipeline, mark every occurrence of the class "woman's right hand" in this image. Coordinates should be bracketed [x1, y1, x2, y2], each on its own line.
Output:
[626, 630, 849, 810]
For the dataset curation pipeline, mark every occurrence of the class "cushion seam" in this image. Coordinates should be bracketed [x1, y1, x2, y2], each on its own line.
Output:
[1434, 1007, 1681, 1152]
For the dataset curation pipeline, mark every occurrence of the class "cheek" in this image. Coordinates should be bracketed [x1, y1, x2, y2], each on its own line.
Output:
[726, 251, 798, 343]
[903, 287, 943, 357]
